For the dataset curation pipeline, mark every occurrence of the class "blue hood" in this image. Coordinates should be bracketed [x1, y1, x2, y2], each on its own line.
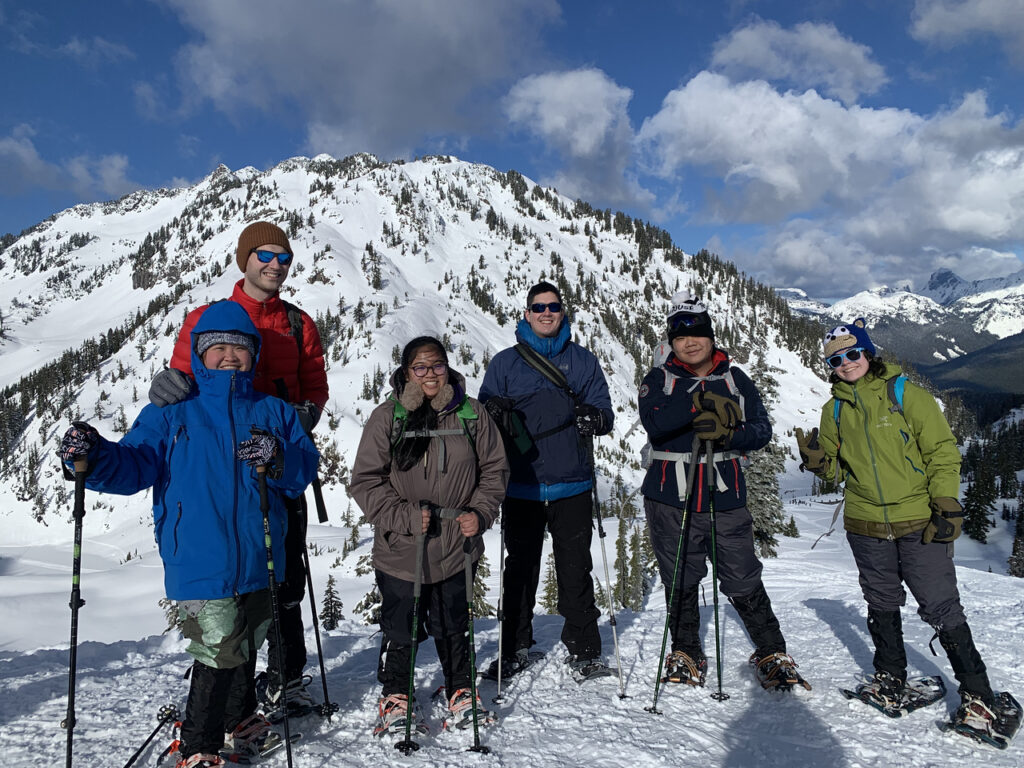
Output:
[190, 301, 262, 389]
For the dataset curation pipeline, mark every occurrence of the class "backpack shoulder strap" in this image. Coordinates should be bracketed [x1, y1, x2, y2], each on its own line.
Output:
[279, 299, 305, 356]
[887, 375, 906, 415]
[389, 398, 408, 453]
[514, 342, 578, 402]
[455, 397, 479, 454]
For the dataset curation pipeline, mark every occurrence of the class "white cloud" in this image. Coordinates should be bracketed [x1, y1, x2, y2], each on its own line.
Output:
[57, 36, 134, 67]
[711, 19, 887, 104]
[503, 68, 652, 208]
[162, 0, 561, 159]
[0, 125, 139, 199]
[911, 0, 1024, 64]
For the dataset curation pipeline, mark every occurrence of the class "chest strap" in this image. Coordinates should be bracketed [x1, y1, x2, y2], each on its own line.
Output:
[404, 428, 467, 476]
[649, 449, 743, 497]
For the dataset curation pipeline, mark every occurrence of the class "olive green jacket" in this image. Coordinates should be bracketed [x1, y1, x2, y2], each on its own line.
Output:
[816, 363, 960, 539]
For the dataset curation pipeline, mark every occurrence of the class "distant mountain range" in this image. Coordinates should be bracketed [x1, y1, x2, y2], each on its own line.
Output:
[780, 268, 1024, 394]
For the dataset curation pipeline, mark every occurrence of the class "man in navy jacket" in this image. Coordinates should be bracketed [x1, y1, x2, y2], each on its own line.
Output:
[479, 281, 614, 682]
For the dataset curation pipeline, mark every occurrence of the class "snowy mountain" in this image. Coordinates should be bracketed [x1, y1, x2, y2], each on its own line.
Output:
[1, 152, 1022, 766]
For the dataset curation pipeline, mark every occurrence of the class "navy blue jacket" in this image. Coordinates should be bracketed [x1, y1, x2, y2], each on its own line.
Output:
[639, 349, 770, 512]
[479, 319, 613, 502]
[78, 301, 320, 601]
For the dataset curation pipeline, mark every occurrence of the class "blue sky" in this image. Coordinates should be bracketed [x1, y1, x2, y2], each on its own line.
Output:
[3, 0, 1024, 298]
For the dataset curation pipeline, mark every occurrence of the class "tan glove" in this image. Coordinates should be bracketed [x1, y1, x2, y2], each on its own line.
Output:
[795, 427, 826, 473]
[922, 497, 963, 544]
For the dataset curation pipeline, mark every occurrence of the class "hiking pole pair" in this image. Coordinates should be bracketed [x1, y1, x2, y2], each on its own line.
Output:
[62, 457, 89, 768]
[645, 434, 701, 715]
[256, 463, 295, 768]
[304, 477, 339, 720]
[586, 434, 627, 699]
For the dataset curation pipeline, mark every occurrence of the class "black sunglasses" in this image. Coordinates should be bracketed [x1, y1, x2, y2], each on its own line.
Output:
[529, 302, 563, 314]
[252, 249, 293, 265]
[669, 313, 707, 330]
[826, 348, 865, 369]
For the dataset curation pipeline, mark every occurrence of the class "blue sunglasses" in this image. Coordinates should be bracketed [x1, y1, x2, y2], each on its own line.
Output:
[826, 347, 865, 368]
[252, 249, 293, 265]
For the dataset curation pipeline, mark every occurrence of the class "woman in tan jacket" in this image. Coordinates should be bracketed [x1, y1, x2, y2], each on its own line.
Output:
[351, 335, 508, 737]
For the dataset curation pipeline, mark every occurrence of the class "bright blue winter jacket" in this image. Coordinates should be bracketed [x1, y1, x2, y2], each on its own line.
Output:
[479, 319, 613, 502]
[639, 349, 771, 512]
[76, 301, 320, 601]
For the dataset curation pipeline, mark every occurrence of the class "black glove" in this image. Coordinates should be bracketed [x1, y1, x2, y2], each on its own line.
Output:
[59, 422, 99, 463]
[149, 368, 194, 407]
[293, 401, 320, 434]
[922, 497, 963, 544]
[693, 411, 731, 442]
[236, 431, 281, 468]
[795, 427, 826, 473]
[485, 397, 515, 427]
[692, 391, 742, 428]
[575, 403, 606, 437]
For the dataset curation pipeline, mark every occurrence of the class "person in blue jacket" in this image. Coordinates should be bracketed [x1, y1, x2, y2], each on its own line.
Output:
[639, 291, 805, 691]
[479, 280, 614, 682]
[59, 301, 319, 768]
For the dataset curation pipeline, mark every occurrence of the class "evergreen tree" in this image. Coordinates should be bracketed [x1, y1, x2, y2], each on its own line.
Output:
[158, 597, 183, 635]
[745, 350, 786, 557]
[319, 574, 344, 630]
[354, 583, 382, 626]
[472, 554, 495, 617]
[539, 552, 558, 614]
[962, 481, 994, 543]
[614, 513, 629, 608]
[1008, 511, 1024, 578]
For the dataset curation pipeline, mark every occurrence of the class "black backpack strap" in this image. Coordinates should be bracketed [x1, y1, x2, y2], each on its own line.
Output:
[514, 343, 579, 402]
[279, 299, 305, 355]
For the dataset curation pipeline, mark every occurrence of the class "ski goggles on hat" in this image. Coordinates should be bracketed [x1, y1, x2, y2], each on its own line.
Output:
[529, 302, 563, 314]
[668, 313, 708, 330]
[826, 347, 865, 368]
[251, 249, 293, 265]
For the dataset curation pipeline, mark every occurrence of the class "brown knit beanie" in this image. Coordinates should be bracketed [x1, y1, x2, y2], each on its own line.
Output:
[235, 221, 292, 272]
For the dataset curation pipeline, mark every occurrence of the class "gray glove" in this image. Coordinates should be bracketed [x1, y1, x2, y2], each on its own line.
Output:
[149, 368, 193, 407]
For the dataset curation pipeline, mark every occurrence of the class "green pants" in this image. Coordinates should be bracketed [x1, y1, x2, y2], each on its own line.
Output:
[178, 590, 272, 670]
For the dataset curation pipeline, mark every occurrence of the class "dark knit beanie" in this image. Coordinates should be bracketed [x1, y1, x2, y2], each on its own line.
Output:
[666, 290, 714, 342]
[196, 330, 258, 360]
[235, 221, 292, 272]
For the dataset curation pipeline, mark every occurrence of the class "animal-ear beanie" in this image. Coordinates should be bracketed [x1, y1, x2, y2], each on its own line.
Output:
[822, 317, 876, 359]
[235, 221, 292, 272]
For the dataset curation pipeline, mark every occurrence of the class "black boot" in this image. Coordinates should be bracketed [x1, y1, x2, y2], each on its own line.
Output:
[731, 583, 786, 657]
[939, 622, 994, 704]
[866, 608, 907, 684]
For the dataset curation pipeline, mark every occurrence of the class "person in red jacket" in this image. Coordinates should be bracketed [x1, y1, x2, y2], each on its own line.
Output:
[149, 221, 328, 716]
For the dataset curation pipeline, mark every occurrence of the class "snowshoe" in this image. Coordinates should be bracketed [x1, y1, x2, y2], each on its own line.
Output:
[220, 713, 298, 764]
[941, 691, 1021, 750]
[480, 649, 545, 681]
[175, 753, 225, 768]
[750, 652, 812, 691]
[256, 672, 316, 721]
[442, 687, 499, 730]
[373, 693, 429, 738]
[841, 673, 945, 718]
[662, 649, 707, 687]
[565, 655, 618, 684]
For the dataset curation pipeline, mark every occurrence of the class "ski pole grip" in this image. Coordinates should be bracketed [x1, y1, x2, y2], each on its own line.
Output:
[256, 465, 267, 474]
[73, 459, 88, 473]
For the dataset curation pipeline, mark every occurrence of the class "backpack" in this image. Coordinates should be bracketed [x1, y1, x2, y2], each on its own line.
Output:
[388, 395, 479, 462]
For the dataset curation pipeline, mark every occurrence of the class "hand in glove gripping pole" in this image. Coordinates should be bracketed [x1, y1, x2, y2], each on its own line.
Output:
[236, 429, 283, 478]
[691, 391, 741, 444]
[794, 427, 826, 473]
[59, 422, 99, 463]
[574, 403, 606, 437]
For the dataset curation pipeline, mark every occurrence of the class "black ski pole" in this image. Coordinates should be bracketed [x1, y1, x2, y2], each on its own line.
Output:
[301, 540, 338, 720]
[706, 439, 730, 703]
[492, 508, 507, 705]
[463, 537, 490, 754]
[62, 455, 88, 768]
[395, 502, 430, 755]
[122, 704, 180, 768]
[586, 434, 627, 699]
[645, 434, 701, 715]
[256, 461, 296, 768]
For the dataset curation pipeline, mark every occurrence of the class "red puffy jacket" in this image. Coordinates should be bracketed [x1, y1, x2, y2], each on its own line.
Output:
[170, 280, 329, 409]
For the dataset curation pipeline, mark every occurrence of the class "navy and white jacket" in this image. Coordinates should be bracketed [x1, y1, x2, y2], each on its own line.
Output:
[479, 318, 613, 502]
[76, 301, 320, 601]
[639, 349, 770, 512]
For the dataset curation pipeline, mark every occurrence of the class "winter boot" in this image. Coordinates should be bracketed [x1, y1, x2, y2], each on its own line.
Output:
[731, 584, 786, 657]
[866, 608, 907, 683]
[175, 754, 225, 768]
[949, 691, 1022, 747]
[663, 649, 707, 686]
[565, 654, 616, 684]
[222, 713, 278, 761]
[257, 672, 316, 718]
[938, 623, 994, 703]
[859, 670, 907, 709]
[749, 651, 812, 691]
[373, 693, 427, 738]
[443, 687, 498, 730]
[481, 647, 542, 681]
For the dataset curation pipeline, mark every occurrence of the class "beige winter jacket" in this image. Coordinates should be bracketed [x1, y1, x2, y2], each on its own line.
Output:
[350, 370, 509, 584]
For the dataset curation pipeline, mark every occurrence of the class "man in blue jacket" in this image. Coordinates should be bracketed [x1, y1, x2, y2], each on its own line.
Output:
[639, 291, 804, 691]
[59, 301, 319, 768]
[479, 281, 614, 682]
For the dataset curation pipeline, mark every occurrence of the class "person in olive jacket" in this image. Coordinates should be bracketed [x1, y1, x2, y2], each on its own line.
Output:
[351, 336, 508, 736]
[797, 318, 1017, 741]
